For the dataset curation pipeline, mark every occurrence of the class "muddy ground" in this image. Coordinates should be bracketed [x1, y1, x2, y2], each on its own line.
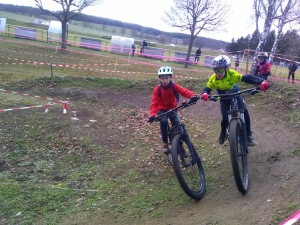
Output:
[45, 87, 300, 225]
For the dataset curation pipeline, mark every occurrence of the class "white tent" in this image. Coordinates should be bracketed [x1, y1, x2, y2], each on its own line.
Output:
[47, 20, 62, 42]
[110, 36, 134, 54]
[0, 18, 6, 32]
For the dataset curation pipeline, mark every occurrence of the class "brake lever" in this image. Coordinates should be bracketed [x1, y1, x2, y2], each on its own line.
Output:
[210, 97, 218, 102]
[250, 89, 260, 95]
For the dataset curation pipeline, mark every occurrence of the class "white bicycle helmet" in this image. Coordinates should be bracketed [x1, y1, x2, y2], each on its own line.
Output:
[211, 55, 231, 69]
[158, 66, 173, 77]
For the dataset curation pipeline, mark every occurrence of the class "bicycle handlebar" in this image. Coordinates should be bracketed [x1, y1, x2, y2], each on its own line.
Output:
[209, 87, 260, 102]
[148, 97, 200, 123]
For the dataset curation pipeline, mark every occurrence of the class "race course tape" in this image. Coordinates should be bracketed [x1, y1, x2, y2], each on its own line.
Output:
[0, 88, 65, 104]
[0, 58, 206, 79]
[0, 103, 55, 113]
[280, 210, 300, 225]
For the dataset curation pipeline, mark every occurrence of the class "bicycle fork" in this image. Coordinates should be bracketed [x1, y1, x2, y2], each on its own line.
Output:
[228, 110, 248, 154]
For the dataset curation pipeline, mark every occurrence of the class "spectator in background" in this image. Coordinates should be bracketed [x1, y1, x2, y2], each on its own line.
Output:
[140, 42, 144, 54]
[255, 52, 271, 80]
[288, 62, 298, 83]
[234, 57, 240, 70]
[132, 43, 136, 56]
[194, 48, 201, 65]
[143, 39, 148, 47]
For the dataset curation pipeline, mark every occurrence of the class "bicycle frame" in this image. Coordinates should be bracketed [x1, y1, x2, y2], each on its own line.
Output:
[154, 100, 198, 143]
[228, 98, 245, 125]
[210, 87, 260, 125]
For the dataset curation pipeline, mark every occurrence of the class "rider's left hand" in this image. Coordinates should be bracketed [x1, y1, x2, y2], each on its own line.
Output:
[190, 95, 199, 103]
[260, 80, 269, 91]
[147, 116, 156, 123]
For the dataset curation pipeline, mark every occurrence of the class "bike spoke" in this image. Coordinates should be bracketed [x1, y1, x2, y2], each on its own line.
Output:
[171, 134, 206, 200]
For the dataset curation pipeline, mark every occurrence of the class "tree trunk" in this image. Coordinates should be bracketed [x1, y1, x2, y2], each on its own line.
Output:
[61, 22, 67, 50]
[184, 36, 195, 68]
[269, 20, 284, 64]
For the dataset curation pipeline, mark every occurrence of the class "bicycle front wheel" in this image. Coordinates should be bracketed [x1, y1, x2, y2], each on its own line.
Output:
[171, 134, 206, 200]
[229, 119, 249, 194]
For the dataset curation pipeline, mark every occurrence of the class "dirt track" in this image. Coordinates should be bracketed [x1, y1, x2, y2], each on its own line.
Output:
[45, 87, 300, 225]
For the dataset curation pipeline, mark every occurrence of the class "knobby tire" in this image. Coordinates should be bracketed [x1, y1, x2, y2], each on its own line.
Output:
[171, 134, 206, 200]
[229, 119, 249, 194]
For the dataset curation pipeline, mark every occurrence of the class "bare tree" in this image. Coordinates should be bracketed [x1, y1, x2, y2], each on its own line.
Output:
[120, 27, 126, 36]
[163, 0, 231, 68]
[102, 24, 107, 32]
[250, 0, 282, 73]
[131, 29, 137, 38]
[269, 0, 300, 63]
[157, 34, 168, 44]
[34, 0, 102, 50]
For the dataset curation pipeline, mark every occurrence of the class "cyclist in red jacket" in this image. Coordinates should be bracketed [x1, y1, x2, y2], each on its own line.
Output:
[148, 66, 198, 154]
[255, 52, 271, 80]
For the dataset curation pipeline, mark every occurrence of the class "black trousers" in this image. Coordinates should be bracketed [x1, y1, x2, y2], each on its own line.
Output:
[288, 72, 295, 81]
[157, 110, 179, 143]
[220, 95, 251, 136]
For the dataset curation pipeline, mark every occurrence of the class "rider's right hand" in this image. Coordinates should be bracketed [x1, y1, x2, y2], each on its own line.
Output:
[147, 116, 156, 123]
[201, 93, 209, 101]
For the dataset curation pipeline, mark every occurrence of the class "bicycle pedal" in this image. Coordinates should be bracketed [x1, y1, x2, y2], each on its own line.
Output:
[180, 154, 188, 158]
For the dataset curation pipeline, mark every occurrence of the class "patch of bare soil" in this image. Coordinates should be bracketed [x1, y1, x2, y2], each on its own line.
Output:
[10, 87, 300, 225]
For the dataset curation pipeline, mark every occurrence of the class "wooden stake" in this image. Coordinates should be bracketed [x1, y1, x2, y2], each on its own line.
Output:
[50, 63, 54, 85]
[68, 103, 73, 142]
[246, 45, 250, 74]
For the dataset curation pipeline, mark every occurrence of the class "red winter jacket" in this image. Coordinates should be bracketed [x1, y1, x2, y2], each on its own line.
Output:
[149, 82, 195, 116]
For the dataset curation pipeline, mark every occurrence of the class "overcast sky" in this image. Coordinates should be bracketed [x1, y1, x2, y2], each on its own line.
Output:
[0, 0, 257, 42]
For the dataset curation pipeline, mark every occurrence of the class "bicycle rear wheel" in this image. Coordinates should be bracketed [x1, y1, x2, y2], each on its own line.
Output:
[171, 134, 206, 200]
[229, 119, 249, 194]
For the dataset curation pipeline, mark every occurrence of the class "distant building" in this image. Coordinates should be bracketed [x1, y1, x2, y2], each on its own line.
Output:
[171, 38, 183, 45]
[34, 19, 50, 26]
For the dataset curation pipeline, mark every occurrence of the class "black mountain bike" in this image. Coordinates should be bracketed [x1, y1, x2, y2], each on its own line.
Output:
[209, 87, 260, 194]
[149, 99, 206, 200]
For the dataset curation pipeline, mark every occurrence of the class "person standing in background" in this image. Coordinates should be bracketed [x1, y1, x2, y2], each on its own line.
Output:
[194, 48, 201, 65]
[234, 57, 240, 70]
[288, 62, 298, 83]
[132, 43, 136, 56]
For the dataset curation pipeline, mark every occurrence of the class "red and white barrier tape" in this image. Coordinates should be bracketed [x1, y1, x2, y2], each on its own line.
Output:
[0, 102, 55, 113]
[0, 88, 65, 104]
[0, 58, 208, 78]
[280, 210, 300, 225]
[0, 38, 215, 74]
[272, 55, 300, 64]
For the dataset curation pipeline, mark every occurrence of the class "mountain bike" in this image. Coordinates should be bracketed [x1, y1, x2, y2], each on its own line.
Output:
[148, 98, 206, 200]
[209, 87, 260, 194]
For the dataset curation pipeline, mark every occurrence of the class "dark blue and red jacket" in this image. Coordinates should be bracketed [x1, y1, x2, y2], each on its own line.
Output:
[256, 59, 271, 79]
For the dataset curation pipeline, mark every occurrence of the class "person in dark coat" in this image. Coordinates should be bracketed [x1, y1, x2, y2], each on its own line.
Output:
[288, 62, 298, 83]
[132, 43, 136, 56]
[194, 48, 201, 65]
